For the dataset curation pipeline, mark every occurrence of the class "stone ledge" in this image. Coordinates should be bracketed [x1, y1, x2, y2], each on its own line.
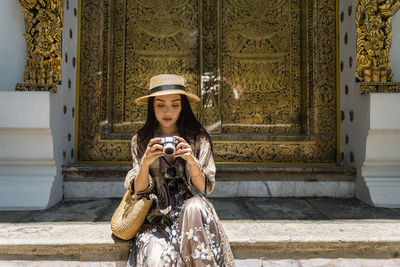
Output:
[214, 165, 355, 182]
[63, 164, 356, 182]
[3, 259, 400, 267]
[64, 180, 355, 199]
[1, 221, 400, 260]
[63, 164, 356, 198]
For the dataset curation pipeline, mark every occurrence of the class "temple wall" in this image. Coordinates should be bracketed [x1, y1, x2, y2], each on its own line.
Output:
[0, 0, 399, 208]
[391, 11, 400, 82]
[0, 1, 25, 91]
[0, 0, 77, 210]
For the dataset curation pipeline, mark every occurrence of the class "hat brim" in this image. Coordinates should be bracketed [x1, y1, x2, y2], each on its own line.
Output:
[135, 90, 201, 104]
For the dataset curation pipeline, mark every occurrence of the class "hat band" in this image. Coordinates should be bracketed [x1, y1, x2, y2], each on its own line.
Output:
[148, 84, 186, 95]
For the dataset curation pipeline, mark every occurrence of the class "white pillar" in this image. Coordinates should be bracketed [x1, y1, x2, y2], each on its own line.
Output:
[0, 92, 60, 210]
[362, 93, 400, 207]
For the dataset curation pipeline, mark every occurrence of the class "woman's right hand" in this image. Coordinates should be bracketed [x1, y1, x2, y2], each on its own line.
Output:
[140, 138, 164, 166]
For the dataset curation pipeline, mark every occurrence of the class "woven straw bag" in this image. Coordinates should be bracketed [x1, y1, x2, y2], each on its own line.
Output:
[110, 190, 153, 240]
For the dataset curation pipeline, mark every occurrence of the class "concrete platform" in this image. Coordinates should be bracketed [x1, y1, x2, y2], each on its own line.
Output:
[63, 165, 356, 198]
[1, 197, 400, 263]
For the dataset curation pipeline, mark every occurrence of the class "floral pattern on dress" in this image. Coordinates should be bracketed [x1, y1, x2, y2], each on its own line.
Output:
[125, 133, 235, 267]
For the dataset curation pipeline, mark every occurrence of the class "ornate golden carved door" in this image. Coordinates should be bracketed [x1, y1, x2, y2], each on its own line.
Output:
[77, 0, 338, 164]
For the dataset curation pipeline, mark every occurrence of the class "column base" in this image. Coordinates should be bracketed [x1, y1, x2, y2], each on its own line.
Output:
[0, 161, 56, 210]
[362, 165, 400, 208]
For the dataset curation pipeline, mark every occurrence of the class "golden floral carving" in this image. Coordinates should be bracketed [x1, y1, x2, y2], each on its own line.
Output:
[16, 0, 63, 92]
[356, 0, 400, 84]
[78, 0, 337, 164]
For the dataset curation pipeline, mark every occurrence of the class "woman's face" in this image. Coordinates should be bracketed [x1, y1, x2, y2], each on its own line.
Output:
[154, 94, 182, 128]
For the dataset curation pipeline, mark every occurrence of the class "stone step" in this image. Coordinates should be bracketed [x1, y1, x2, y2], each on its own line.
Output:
[1, 197, 400, 263]
[3, 259, 400, 267]
[1, 220, 400, 262]
[62, 164, 356, 199]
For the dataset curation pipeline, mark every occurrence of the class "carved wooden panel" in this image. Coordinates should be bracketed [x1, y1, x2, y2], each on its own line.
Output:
[77, 0, 338, 163]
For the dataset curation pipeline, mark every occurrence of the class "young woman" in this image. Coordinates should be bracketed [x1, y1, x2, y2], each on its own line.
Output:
[125, 74, 235, 267]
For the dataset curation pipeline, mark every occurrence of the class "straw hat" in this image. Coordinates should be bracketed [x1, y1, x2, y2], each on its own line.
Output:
[135, 74, 201, 104]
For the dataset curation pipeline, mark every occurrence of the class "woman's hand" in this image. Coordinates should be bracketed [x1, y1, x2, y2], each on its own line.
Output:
[173, 136, 197, 166]
[140, 137, 164, 166]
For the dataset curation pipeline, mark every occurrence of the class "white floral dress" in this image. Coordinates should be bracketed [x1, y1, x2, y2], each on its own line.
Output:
[124, 133, 235, 267]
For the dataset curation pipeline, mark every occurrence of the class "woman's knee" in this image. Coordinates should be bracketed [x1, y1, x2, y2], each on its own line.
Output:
[182, 196, 209, 216]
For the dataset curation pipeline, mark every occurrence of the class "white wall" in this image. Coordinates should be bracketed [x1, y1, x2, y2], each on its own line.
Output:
[0, 0, 78, 209]
[48, 0, 78, 206]
[0, 1, 25, 91]
[390, 11, 400, 82]
[57, 0, 78, 167]
[338, 2, 400, 206]
[339, 0, 372, 204]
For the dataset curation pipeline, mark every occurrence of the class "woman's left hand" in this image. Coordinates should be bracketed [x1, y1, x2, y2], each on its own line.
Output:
[173, 136, 197, 166]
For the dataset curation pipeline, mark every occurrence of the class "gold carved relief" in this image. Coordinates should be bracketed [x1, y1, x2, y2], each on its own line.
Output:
[77, 0, 338, 164]
[16, 0, 63, 92]
[356, 0, 400, 93]
[221, 0, 301, 134]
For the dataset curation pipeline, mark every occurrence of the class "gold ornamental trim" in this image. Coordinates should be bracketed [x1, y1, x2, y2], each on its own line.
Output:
[356, 0, 400, 93]
[360, 81, 400, 93]
[16, 0, 64, 93]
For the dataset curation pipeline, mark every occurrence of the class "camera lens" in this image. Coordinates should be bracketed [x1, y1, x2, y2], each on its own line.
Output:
[164, 147, 174, 155]
[163, 143, 175, 155]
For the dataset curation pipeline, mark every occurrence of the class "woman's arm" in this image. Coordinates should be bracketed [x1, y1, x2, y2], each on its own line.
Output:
[173, 135, 216, 195]
[133, 161, 151, 193]
[187, 160, 206, 192]
[124, 135, 163, 194]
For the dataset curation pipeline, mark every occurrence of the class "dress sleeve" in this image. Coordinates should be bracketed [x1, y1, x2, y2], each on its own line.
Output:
[124, 134, 154, 194]
[185, 135, 216, 195]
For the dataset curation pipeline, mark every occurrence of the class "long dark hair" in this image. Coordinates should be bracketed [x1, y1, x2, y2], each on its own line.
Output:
[136, 94, 212, 159]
